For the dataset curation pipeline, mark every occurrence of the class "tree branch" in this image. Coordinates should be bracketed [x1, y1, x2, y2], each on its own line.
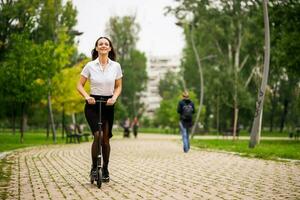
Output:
[238, 55, 249, 72]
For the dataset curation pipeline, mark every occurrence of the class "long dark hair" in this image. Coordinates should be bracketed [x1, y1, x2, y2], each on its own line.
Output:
[91, 36, 116, 61]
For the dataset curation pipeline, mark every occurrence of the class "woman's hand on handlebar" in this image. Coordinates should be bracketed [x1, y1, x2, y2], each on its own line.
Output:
[106, 97, 116, 106]
[85, 96, 96, 104]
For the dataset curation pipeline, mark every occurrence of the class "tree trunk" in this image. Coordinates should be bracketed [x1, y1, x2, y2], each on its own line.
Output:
[20, 102, 26, 143]
[269, 87, 278, 132]
[232, 21, 242, 140]
[249, 0, 270, 148]
[269, 105, 274, 132]
[279, 99, 289, 132]
[216, 94, 220, 135]
[233, 106, 239, 139]
[190, 24, 204, 138]
[48, 90, 57, 143]
[204, 104, 210, 131]
[12, 107, 16, 135]
[72, 113, 76, 124]
[133, 94, 137, 117]
[46, 111, 50, 139]
[72, 113, 77, 133]
[62, 103, 65, 138]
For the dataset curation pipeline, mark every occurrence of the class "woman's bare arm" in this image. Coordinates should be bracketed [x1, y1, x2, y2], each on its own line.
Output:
[107, 78, 122, 105]
[77, 75, 95, 104]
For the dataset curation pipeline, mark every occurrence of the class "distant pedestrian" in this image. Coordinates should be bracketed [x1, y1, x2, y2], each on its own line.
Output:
[177, 91, 195, 153]
[123, 117, 131, 138]
[132, 116, 139, 138]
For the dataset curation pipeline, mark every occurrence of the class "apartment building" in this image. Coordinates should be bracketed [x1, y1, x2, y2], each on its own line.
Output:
[140, 55, 180, 118]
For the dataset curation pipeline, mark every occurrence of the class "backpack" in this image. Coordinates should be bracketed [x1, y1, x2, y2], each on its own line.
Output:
[181, 102, 193, 121]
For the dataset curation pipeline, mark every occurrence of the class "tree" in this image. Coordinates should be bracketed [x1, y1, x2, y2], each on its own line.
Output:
[52, 59, 89, 137]
[33, 0, 77, 143]
[0, 0, 78, 142]
[269, 0, 300, 132]
[249, 0, 270, 148]
[257, 0, 300, 133]
[0, 0, 44, 136]
[167, 0, 263, 137]
[105, 16, 139, 64]
[105, 16, 147, 118]
[1, 34, 47, 142]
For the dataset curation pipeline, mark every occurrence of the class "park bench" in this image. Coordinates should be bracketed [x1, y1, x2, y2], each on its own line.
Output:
[75, 124, 90, 142]
[65, 125, 82, 143]
[221, 127, 240, 138]
[289, 128, 300, 140]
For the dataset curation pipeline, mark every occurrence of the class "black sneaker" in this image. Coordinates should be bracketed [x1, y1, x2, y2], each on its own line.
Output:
[102, 168, 110, 182]
[90, 167, 97, 178]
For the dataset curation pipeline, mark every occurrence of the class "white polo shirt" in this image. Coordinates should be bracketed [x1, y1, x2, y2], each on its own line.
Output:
[81, 58, 123, 96]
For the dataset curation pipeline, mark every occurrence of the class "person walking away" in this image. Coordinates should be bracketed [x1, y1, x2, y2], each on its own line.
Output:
[132, 116, 139, 138]
[177, 91, 195, 153]
[77, 36, 122, 182]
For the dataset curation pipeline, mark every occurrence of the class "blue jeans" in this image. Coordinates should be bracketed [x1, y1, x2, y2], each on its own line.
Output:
[179, 121, 190, 153]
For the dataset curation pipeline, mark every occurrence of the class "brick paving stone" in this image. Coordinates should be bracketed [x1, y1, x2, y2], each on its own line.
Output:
[2, 134, 300, 199]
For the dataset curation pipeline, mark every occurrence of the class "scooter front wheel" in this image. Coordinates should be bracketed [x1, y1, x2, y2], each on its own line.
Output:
[97, 170, 102, 188]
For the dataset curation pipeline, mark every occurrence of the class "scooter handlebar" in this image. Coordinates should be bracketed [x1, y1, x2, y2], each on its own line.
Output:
[95, 99, 107, 103]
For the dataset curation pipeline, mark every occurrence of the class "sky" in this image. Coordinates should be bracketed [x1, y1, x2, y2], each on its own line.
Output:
[72, 0, 185, 58]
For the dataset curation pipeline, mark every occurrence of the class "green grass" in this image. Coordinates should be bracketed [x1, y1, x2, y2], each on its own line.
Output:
[237, 130, 291, 137]
[191, 139, 300, 160]
[0, 158, 12, 200]
[139, 127, 178, 134]
[138, 127, 292, 137]
[0, 132, 68, 153]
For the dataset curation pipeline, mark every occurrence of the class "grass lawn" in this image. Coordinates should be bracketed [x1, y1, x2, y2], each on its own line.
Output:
[0, 132, 70, 153]
[0, 158, 11, 200]
[0, 131, 127, 153]
[191, 139, 300, 161]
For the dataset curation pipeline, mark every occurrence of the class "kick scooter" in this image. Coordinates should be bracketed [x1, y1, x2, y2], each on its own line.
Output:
[90, 98, 107, 188]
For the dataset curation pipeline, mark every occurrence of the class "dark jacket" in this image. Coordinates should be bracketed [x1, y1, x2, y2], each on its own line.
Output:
[177, 99, 195, 127]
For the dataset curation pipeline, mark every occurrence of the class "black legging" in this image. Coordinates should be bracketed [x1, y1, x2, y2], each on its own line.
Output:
[91, 120, 110, 169]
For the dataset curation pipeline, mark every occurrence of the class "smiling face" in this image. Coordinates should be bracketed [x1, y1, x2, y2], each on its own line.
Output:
[96, 38, 111, 55]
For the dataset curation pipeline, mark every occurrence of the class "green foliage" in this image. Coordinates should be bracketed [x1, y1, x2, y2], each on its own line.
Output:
[155, 72, 182, 128]
[2, 34, 47, 104]
[0, 0, 78, 138]
[33, 0, 77, 44]
[266, 1, 300, 131]
[52, 59, 89, 115]
[121, 50, 147, 117]
[158, 71, 182, 99]
[167, 0, 300, 132]
[168, 0, 262, 131]
[154, 95, 180, 128]
[0, 0, 41, 58]
[114, 101, 127, 122]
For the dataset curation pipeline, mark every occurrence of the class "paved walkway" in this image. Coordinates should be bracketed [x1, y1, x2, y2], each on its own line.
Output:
[3, 134, 300, 199]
